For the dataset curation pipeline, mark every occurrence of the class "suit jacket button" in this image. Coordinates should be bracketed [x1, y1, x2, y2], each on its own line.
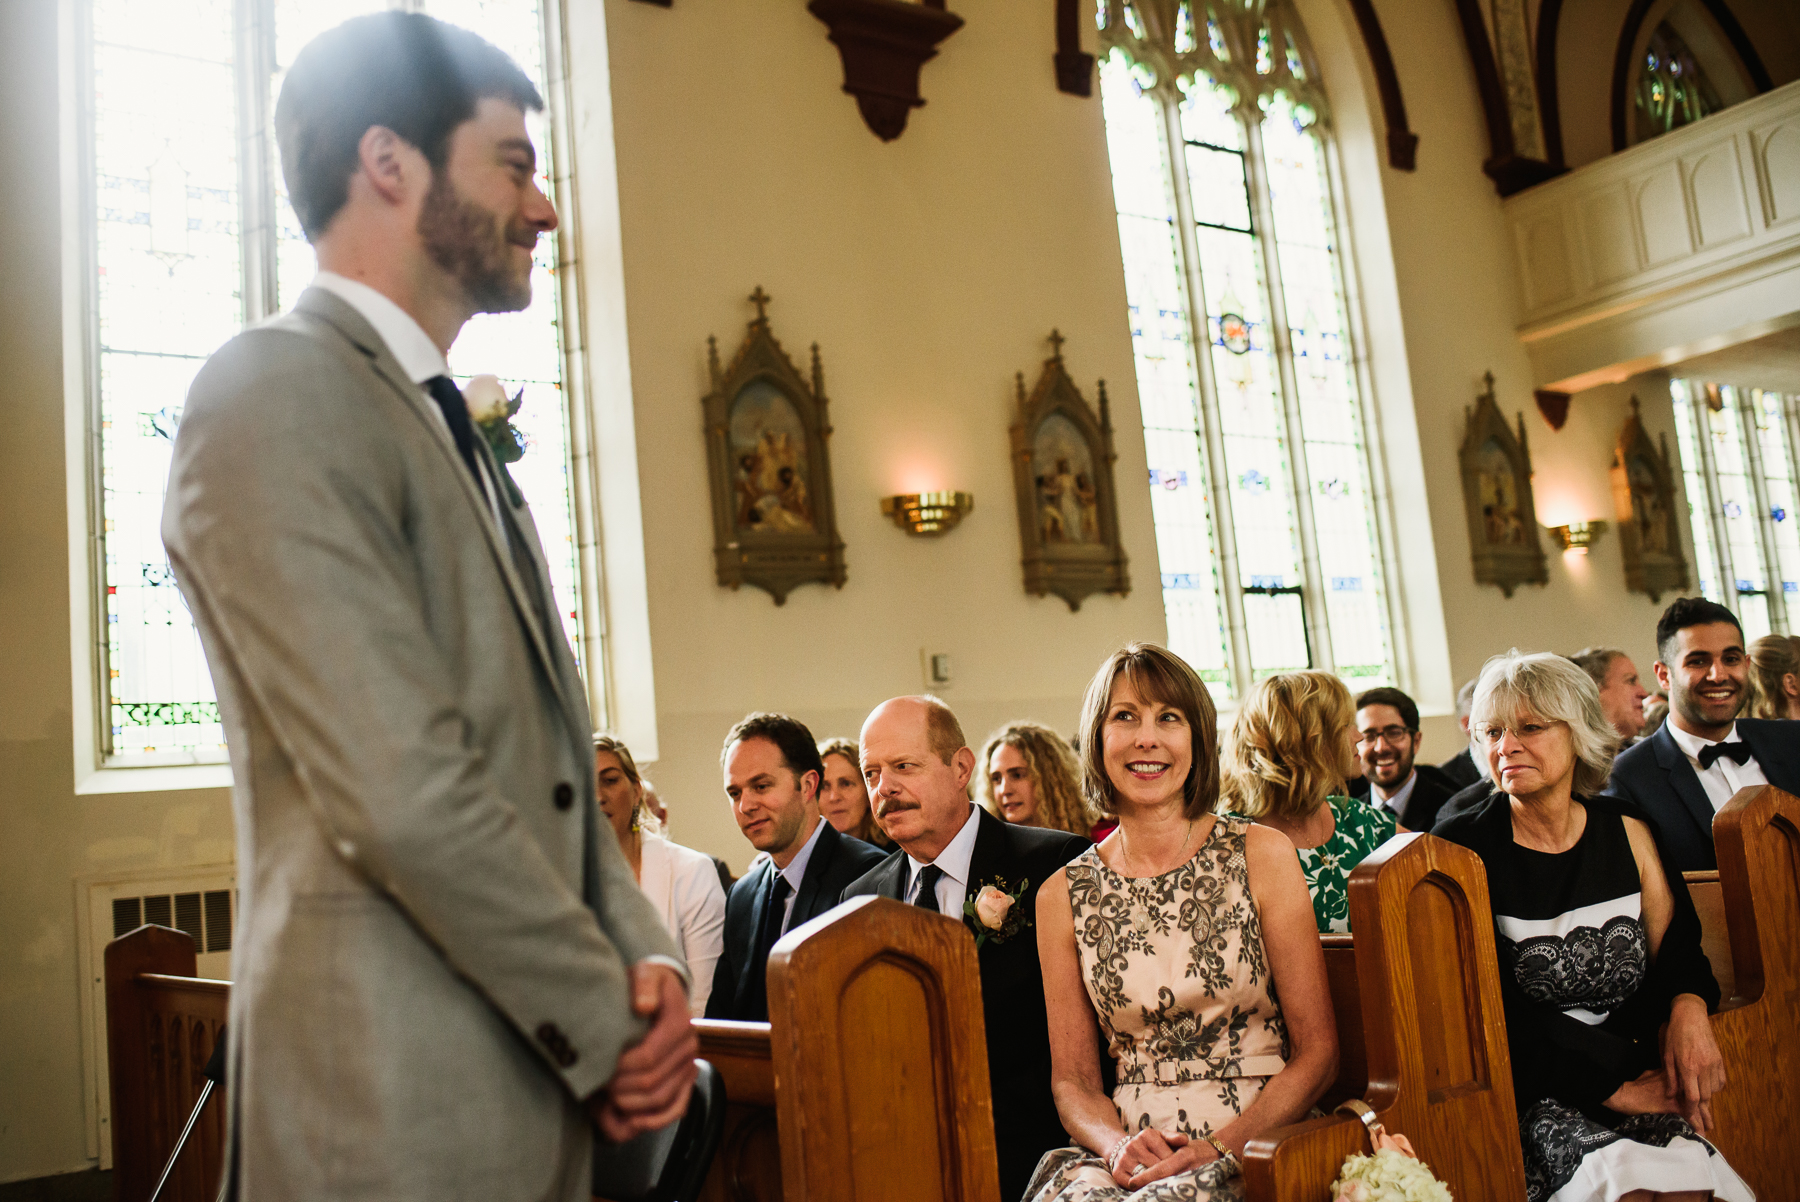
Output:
[553, 782, 574, 810]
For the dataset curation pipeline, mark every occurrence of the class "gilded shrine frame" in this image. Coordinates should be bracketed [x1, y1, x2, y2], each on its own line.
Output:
[1010, 332, 1130, 611]
[1611, 396, 1690, 602]
[703, 289, 847, 605]
[1459, 373, 1548, 597]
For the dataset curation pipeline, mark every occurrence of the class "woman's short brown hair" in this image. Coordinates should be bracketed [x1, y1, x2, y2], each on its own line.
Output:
[1076, 643, 1219, 819]
[1221, 671, 1354, 821]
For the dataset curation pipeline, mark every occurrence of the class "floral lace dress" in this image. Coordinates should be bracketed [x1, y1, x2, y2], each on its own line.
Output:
[1024, 817, 1287, 1202]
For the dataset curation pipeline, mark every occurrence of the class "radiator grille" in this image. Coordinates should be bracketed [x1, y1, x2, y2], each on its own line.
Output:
[111, 888, 234, 952]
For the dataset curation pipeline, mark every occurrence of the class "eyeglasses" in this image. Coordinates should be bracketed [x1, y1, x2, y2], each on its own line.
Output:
[1356, 725, 1414, 746]
[1475, 720, 1565, 743]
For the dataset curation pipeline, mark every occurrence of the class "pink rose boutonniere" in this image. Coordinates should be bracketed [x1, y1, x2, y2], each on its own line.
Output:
[963, 876, 1031, 948]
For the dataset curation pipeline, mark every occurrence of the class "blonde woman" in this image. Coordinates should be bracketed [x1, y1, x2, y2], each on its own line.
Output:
[594, 735, 725, 1016]
[979, 721, 1109, 840]
[1436, 652, 1746, 1202]
[1747, 634, 1800, 718]
[1028, 644, 1335, 1202]
[1220, 671, 1396, 934]
[816, 737, 894, 849]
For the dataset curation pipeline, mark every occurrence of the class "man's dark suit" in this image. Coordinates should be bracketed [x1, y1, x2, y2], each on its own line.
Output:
[841, 806, 1089, 1202]
[705, 821, 886, 1021]
[1603, 719, 1799, 872]
[1348, 763, 1459, 831]
[1438, 746, 1480, 790]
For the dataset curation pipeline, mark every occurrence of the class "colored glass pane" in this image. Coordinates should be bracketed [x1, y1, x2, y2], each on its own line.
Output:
[1670, 380, 1724, 600]
[1750, 390, 1800, 603]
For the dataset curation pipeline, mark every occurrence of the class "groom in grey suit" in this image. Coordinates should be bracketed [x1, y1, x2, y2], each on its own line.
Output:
[162, 14, 694, 1200]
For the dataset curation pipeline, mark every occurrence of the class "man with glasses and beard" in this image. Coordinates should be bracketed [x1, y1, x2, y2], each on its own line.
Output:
[1607, 597, 1799, 871]
[162, 15, 694, 1199]
[1348, 687, 1458, 831]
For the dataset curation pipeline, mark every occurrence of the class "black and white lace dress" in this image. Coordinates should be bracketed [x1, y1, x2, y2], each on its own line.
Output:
[1438, 794, 1753, 1202]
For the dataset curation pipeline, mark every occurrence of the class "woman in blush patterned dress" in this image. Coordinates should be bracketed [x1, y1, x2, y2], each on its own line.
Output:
[1219, 672, 1398, 933]
[1025, 644, 1338, 1202]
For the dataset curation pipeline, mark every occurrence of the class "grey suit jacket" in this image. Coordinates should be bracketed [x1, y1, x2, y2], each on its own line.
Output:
[162, 288, 680, 1201]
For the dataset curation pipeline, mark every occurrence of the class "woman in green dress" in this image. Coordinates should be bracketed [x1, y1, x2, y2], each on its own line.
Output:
[1221, 671, 1397, 933]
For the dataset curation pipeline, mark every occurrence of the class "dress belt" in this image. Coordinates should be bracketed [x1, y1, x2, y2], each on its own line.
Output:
[1116, 1052, 1287, 1085]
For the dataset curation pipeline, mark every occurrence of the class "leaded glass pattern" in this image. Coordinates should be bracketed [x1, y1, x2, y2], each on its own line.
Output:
[1670, 380, 1725, 601]
[85, 0, 587, 765]
[1098, 43, 1393, 696]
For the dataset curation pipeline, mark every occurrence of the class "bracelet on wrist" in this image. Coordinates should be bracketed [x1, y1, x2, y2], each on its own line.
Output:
[1104, 1134, 1131, 1173]
[1201, 1133, 1238, 1168]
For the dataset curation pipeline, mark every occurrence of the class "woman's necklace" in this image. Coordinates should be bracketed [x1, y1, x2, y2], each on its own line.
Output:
[1122, 815, 1196, 877]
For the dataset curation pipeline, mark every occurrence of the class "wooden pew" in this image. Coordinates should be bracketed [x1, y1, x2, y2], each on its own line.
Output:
[1244, 833, 1527, 1200]
[104, 924, 228, 1202]
[1705, 784, 1800, 1200]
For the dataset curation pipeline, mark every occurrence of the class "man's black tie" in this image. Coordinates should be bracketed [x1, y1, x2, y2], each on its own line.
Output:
[425, 375, 482, 483]
[912, 864, 945, 913]
[1697, 741, 1754, 769]
[745, 873, 793, 1021]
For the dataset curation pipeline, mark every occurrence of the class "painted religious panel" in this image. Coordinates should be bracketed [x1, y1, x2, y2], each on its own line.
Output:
[1010, 332, 1129, 610]
[703, 289, 846, 604]
[1611, 396, 1690, 601]
[1459, 372, 1547, 597]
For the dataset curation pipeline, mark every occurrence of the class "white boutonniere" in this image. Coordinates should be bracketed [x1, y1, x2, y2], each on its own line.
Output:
[463, 374, 526, 465]
[963, 876, 1031, 948]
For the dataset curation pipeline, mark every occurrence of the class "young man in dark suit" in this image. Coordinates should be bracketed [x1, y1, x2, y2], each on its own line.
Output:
[841, 696, 1090, 1202]
[1348, 687, 1459, 831]
[706, 713, 886, 1021]
[1606, 598, 1799, 871]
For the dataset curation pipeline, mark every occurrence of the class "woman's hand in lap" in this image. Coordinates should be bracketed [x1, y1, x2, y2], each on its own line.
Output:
[1662, 993, 1725, 1134]
[1604, 1070, 1684, 1119]
[1110, 1128, 1191, 1188]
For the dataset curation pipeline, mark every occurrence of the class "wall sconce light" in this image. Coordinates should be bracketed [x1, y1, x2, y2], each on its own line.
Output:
[1547, 520, 1606, 553]
[881, 491, 973, 535]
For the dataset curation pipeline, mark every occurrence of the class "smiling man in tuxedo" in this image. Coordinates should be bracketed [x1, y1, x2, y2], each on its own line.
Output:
[841, 696, 1090, 1201]
[162, 14, 694, 1200]
[1607, 597, 1799, 870]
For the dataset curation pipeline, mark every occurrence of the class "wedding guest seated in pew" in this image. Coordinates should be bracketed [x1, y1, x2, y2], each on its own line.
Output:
[594, 736, 726, 1017]
[1220, 671, 1396, 933]
[1028, 644, 1337, 1202]
[1436, 650, 1750, 1202]
[1438, 676, 1482, 789]
[842, 695, 1090, 1202]
[816, 736, 894, 850]
[1607, 597, 1800, 871]
[1571, 646, 1653, 748]
[1746, 633, 1800, 719]
[980, 721, 1113, 841]
[706, 714, 886, 1021]
[1346, 686, 1458, 831]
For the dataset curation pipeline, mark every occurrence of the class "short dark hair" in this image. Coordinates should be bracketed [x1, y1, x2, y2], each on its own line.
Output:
[1354, 686, 1420, 732]
[722, 712, 826, 791]
[274, 12, 543, 240]
[1655, 597, 1743, 664]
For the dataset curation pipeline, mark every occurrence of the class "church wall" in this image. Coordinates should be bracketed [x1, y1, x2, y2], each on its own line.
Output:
[579, 0, 1171, 867]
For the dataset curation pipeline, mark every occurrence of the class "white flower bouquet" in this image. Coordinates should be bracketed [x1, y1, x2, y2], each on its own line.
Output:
[1330, 1100, 1452, 1202]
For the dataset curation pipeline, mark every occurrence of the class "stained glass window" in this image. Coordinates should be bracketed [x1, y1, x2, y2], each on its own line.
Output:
[1669, 379, 1799, 638]
[1098, 29, 1393, 700]
[84, 0, 588, 766]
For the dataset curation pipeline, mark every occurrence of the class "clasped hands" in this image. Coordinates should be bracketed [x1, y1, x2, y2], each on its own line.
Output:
[588, 963, 699, 1142]
[1603, 994, 1727, 1135]
[1106, 1127, 1226, 1191]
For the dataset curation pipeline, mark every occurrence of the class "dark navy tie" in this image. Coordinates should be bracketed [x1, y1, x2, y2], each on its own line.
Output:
[912, 864, 945, 913]
[745, 873, 793, 1021]
[1697, 741, 1753, 769]
[425, 375, 481, 483]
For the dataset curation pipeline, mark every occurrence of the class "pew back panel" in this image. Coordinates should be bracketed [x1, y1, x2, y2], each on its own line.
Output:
[1682, 871, 1735, 1002]
[104, 926, 227, 1202]
[1707, 785, 1800, 1200]
[767, 896, 1001, 1202]
[694, 1021, 781, 1202]
[1317, 936, 1366, 1109]
[1244, 834, 1526, 1202]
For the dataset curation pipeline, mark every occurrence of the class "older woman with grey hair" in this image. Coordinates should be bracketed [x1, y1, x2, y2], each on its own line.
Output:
[1435, 651, 1746, 1202]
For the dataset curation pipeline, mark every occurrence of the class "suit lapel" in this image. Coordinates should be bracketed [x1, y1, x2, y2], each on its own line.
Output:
[868, 855, 909, 901]
[294, 289, 573, 727]
[1649, 725, 1719, 843]
[966, 807, 1011, 897]
[737, 860, 776, 1012]
[791, 822, 841, 923]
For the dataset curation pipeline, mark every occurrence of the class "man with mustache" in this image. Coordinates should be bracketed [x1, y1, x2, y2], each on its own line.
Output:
[706, 712, 886, 1021]
[841, 696, 1090, 1201]
[1607, 597, 1799, 871]
[161, 14, 694, 1199]
[1348, 687, 1459, 831]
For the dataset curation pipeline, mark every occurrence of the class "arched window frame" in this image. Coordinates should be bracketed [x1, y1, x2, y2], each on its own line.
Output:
[1098, 0, 1404, 701]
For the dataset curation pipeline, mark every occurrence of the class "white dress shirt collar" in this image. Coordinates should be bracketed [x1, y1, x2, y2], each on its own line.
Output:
[1665, 720, 1767, 812]
[772, 816, 828, 932]
[905, 803, 981, 909]
[1371, 769, 1418, 818]
[1665, 720, 1743, 760]
[312, 272, 449, 384]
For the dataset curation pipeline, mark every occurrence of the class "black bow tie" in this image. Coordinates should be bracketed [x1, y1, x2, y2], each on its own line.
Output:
[1697, 741, 1753, 769]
